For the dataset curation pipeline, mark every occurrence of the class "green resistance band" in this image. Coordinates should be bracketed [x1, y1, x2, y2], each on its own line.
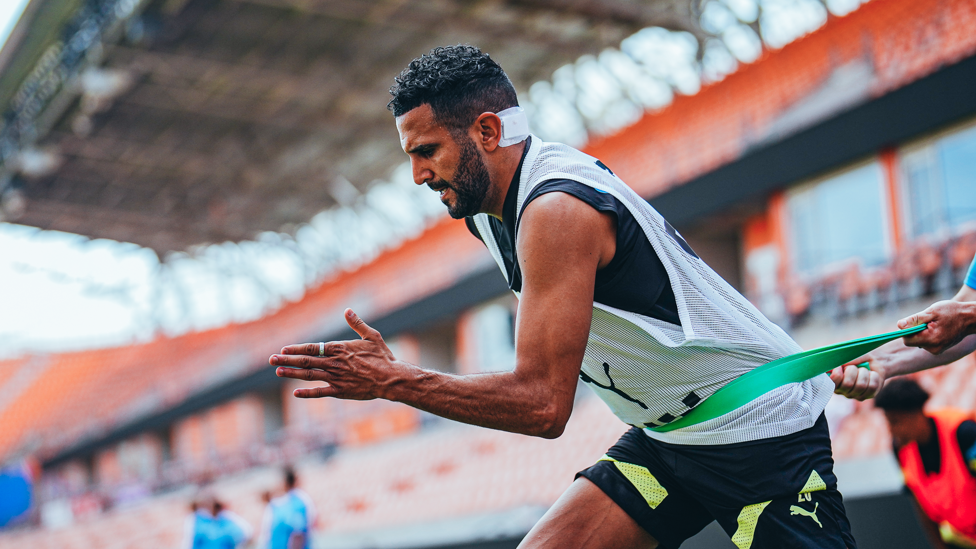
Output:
[650, 324, 928, 433]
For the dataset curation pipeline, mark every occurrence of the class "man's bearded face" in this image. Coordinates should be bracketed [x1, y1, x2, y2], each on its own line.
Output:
[427, 135, 491, 219]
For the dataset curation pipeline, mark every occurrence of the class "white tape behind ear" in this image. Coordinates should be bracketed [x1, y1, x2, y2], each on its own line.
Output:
[497, 107, 529, 147]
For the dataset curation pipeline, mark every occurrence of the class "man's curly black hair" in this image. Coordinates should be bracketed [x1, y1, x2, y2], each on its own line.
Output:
[388, 45, 518, 134]
[875, 377, 930, 412]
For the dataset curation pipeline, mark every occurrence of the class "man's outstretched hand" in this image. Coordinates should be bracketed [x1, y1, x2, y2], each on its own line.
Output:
[898, 300, 976, 355]
[270, 309, 412, 400]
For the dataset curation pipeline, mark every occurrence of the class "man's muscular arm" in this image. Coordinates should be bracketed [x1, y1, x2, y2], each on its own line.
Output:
[271, 193, 615, 439]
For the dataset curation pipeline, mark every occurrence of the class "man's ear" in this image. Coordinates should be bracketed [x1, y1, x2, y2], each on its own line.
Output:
[474, 112, 502, 152]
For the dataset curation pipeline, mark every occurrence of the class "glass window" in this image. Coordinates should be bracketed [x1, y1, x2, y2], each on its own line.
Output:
[788, 162, 890, 274]
[901, 147, 942, 237]
[940, 125, 976, 227]
[902, 122, 976, 238]
[471, 303, 516, 372]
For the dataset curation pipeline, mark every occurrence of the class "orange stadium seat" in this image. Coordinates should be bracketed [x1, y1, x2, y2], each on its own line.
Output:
[586, 0, 976, 200]
[2, 399, 620, 546]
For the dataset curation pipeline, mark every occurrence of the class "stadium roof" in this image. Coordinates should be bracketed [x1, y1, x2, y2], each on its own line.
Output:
[0, 0, 713, 252]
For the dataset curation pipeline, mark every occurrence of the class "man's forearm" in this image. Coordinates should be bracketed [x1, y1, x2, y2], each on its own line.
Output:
[273, 309, 583, 438]
[950, 300, 976, 334]
[886, 334, 976, 377]
[386, 367, 574, 438]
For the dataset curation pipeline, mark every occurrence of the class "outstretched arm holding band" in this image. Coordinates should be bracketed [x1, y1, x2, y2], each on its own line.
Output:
[831, 335, 976, 400]
[833, 257, 976, 400]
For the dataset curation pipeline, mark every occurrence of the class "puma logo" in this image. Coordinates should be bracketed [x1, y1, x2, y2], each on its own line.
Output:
[789, 502, 822, 528]
[580, 363, 648, 409]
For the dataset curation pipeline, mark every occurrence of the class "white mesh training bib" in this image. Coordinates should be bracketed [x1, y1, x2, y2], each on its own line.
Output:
[471, 136, 833, 445]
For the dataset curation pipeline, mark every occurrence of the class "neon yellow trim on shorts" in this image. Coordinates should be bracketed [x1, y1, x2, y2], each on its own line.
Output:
[800, 470, 827, 494]
[731, 500, 772, 549]
[598, 455, 668, 509]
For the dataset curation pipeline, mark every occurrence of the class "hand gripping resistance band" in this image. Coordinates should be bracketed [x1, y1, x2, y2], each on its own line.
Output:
[649, 324, 927, 433]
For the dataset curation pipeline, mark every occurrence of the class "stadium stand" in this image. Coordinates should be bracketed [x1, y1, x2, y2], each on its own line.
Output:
[0, 216, 490, 465]
[587, 0, 976, 200]
[0, 396, 626, 548]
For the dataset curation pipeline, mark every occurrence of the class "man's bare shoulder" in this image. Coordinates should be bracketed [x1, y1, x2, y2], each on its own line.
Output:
[517, 191, 615, 272]
[519, 191, 609, 233]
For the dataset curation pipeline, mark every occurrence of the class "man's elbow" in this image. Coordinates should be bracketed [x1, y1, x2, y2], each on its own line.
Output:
[537, 422, 567, 439]
[530, 404, 571, 439]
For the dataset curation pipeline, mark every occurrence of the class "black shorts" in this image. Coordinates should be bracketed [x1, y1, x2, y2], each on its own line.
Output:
[577, 413, 856, 549]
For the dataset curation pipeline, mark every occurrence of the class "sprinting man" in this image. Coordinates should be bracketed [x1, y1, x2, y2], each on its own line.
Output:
[833, 252, 976, 400]
[271, 45, 855, 549]
[873, 378, 976, 548]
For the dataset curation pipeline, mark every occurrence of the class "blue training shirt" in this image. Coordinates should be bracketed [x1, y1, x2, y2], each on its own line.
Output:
[189, 511, 248, 549]
[270, 492, 311, 549]
[967, 253, 976, 290]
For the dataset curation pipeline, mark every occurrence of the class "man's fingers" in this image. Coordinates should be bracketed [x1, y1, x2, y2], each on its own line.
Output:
[270, 353, 330, 369]
[345, 308, 380, 341]
[902, 330, 943, 353]
[294, 386, 339, 399]
[900, 309, 934, 347]
[850, 366, 873, 399]
[863, 371, 883, 400]
[833, 365, 853, 395]
[841, 363, 859, 391]
[834, 363, 867, 396]
[279, 342, 341, 356]
[832, 363, 882, 399]
[898, 310, 933, 330]
[275, 366, 331, 382]
[830, 367, 846, 388]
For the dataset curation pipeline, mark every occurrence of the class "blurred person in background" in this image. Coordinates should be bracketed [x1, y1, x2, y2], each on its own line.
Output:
[273, 45, 860, 549]
[834, 253, 976, 400]
[874, 378, 976, 549]
[181, 491, 253, 549]
[259, 467, 316, 549]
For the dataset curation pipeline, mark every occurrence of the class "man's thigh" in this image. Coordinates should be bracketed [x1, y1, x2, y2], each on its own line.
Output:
[549, 428, 715, 549]
[518, 477, 659, 549]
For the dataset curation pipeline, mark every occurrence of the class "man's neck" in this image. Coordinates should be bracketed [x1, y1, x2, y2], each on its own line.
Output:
[483, 139, 527, 220]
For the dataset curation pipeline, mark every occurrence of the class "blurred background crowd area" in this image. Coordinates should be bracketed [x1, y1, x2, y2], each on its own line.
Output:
[0, 0, 975, 547]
